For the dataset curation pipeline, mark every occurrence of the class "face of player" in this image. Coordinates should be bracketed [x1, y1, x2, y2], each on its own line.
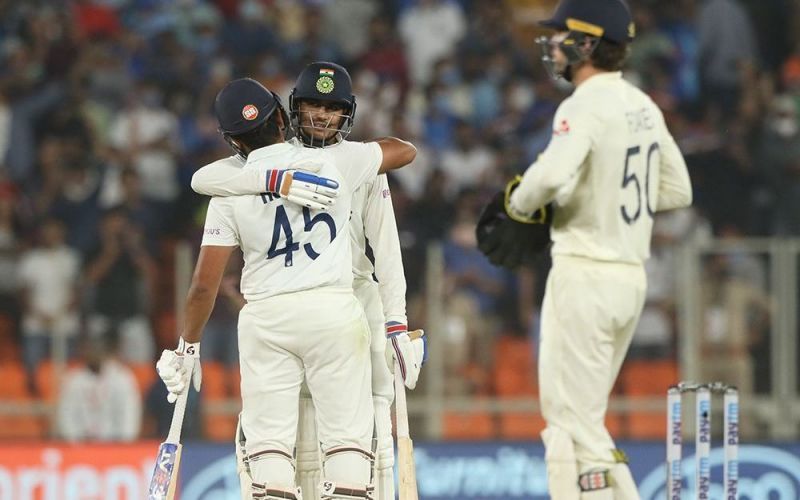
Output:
[540, 31, 570, 78]
[297, 99, 347, 141]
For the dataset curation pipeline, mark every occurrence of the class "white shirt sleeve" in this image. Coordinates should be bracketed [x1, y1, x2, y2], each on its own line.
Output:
[57, 374, 84, 442]
[363, 175, 407, 325]
[337, 142, 383, 192]
[201, 198, 239, 247]
[510, 98, 598, 213]
[655, 114, 693, 211]
[191, 157, 265, 196]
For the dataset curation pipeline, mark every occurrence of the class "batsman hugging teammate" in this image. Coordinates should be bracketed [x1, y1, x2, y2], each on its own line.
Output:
[156, 75, 419, 500]
[477, 0, 693, 498]
[190, 63, 426, 500]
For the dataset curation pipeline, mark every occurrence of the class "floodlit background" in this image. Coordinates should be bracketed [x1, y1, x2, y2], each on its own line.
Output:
[0, 0, 799, 498]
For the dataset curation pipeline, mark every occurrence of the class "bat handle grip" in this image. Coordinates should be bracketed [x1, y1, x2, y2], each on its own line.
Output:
[166, 387, 189, 444]
[394, 365, 410, 438]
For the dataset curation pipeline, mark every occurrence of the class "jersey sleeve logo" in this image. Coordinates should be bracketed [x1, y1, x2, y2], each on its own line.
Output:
[553, 119, 570, 136]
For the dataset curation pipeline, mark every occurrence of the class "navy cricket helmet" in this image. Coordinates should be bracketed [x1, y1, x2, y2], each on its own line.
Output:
[540, 0, 634, 44]
[536, 0, 634, 80]
[289, 61, 357, 148]
[214, 78, 289, 157]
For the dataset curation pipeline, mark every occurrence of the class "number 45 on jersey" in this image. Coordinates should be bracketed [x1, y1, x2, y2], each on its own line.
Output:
[267, 205, 337, 267]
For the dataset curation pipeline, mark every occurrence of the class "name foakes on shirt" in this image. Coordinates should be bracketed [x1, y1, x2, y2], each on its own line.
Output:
[626, 107, 655, 134]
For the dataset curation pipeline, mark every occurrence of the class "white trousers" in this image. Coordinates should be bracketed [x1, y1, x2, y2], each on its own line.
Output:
[238, 287, 374, 465]
[353, 279, 394, 403]
[539, 255, 646, 470]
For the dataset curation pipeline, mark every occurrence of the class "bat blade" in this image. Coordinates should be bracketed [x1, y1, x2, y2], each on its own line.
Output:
[148, 441, 183, 500]
[397, 436, 419, 500]
[394, 366, 419, 500]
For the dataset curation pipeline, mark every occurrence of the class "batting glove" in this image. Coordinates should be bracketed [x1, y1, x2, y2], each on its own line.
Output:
[385, 322, 427, 390]
[265, 168, 339, 211]
[156, 337, 202, 403]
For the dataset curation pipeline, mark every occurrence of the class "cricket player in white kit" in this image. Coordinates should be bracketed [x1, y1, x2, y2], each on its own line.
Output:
[478, 0, 692, 498]
[191, 62, 426, 500]
[156, 77, 417, 499]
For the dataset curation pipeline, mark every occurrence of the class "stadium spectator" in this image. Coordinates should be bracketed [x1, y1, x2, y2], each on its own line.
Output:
[108, 79, 180, 206]
[757, 94, 800, 234]
[18, 218, 81, 394]
[399, 0, 466, 85]
[56, 337, 142, 442]
[84, 207, 156, 363]
[697, 0, 758, 116]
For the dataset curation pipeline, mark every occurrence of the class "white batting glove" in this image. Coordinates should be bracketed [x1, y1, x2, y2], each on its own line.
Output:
[265, 167, 339, 211]
[385, 322, 427, 390]
[156, 337, 202, 403]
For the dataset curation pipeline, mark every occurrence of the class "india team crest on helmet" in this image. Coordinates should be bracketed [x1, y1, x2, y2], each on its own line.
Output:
[242, 104, 259, 121]
[316, 76, 335, 94]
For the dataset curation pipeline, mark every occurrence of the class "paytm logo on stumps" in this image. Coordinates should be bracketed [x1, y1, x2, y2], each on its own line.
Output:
[639, 445, 800, 500]
[670, 402, 682, 445]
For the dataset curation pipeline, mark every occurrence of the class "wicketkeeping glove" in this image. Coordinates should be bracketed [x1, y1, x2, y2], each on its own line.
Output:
[156, 337, 202, 403]
[385, 322, 427, 390]
[476, 176, 552, 269]
[265, 167, 339, 211]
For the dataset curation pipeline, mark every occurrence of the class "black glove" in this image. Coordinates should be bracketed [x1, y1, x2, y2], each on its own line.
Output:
[476, 177, 552, 269]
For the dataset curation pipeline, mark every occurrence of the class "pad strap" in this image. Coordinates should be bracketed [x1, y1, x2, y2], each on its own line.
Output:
[578, 470, 610, 491]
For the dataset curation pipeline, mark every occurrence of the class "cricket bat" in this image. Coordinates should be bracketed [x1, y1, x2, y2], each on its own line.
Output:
[148, 387, 190, 500]
[395, 354, 419, 500]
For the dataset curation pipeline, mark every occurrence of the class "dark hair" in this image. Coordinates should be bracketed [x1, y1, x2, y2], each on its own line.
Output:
[590, 39, 630, 71]
[232, 110, 284, 151]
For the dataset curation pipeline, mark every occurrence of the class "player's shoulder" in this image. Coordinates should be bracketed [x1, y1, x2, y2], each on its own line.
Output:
[330, 139, 379, 156]
[203, 154, 244, 170]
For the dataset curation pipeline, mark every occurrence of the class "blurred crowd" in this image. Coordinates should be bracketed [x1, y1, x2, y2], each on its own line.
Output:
[0, 0, 798, 441]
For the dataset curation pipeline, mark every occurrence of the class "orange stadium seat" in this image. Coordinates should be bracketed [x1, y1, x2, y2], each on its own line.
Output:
[605, 410, 623, 438]
[499, 412, 546, 440]
[205, 414, 238, 442]
[619, 359, 677, 439]
[442, 411, 495, 440]
[129, 363, 157, 395]
[493, 336, 538, 397]
[200, 361, 237, 441]
[0, 361, 46, 439]
[621, 359, 678, 395]
[228, 365, 241, 398]
[0, 360, 30, 399]
[202, 361, 227, 399]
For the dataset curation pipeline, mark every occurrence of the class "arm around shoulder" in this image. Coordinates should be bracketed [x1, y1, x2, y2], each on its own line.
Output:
[376, 137, 417, 173]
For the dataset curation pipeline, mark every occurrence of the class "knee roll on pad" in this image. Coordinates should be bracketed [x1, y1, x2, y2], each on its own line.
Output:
[320, 447, 374, 499]
[296, 397, 321, 499]
[249, 448, 296, 487]
[318, 480, 374, 500]
[252, 482, 303, 499]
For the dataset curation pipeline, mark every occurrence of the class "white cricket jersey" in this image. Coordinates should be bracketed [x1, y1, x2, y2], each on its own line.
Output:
[344, 153, 408, 325]
[192, 139, 409, 324]
[201, 141, 382, 301]
[510, 72, 692, 264]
